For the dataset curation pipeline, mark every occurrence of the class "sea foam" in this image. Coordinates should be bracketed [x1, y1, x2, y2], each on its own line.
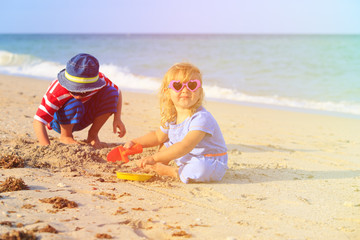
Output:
[0, 50, 62, 79]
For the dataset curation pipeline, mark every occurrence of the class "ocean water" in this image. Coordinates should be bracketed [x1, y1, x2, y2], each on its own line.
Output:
[1, 34, 359, 118]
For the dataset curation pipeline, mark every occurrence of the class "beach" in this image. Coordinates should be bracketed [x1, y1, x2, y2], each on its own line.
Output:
[0, 74, 359, 239]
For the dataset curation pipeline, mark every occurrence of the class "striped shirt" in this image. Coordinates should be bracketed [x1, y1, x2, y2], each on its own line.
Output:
[34, 72, 119, 125]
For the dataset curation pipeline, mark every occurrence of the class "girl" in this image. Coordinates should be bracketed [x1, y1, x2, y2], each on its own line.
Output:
[125, 63, 228, 183]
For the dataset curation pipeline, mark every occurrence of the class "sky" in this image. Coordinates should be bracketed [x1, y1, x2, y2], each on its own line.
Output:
[1, 0, 360, 34]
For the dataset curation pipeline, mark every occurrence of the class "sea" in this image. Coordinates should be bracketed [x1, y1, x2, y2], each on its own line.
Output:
[1, 34, 359, 118]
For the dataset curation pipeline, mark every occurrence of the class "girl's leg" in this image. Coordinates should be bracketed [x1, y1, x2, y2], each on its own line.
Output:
[143, 143, 179, 178]
[178, 157, 227, 183]
[147, 163, 179, 178]
[137, 144, 179, 178]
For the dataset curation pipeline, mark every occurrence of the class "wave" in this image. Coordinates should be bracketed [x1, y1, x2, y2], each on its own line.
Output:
[99, 64, 160, 92]
[0, 50, 63, 79]
[205, 85, 360, 116]
[1, 50, 359, 117]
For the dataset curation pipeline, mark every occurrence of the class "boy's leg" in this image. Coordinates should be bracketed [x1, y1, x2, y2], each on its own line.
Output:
[59, 123, 79, 144]
[74, 86, 119, 148]
[50, 98, 85, 145]
[86, 112, 112, 148]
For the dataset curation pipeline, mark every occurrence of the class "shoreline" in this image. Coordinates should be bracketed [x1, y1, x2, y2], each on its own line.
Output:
[1, 74, 360, 239]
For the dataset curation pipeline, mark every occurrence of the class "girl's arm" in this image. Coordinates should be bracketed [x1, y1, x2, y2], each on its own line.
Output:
[125, 128, 168, 148]
[33, 120, 50, 145]
[138, 130, 207, 167]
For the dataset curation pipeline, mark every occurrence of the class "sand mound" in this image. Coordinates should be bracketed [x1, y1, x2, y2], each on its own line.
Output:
[1, 136, 176, 184]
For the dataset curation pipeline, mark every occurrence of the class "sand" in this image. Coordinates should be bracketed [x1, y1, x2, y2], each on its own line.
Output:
[0, 74, 359, 240]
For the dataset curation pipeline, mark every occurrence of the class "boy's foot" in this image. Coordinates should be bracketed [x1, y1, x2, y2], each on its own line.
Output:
[59, 136, 80, 145]
[86, 135, 102, 149]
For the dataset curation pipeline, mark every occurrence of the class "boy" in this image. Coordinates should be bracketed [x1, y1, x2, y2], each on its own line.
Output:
[33, 53, 126, 148]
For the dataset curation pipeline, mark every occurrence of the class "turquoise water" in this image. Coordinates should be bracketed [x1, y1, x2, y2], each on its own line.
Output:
[1, 34, 359, 117]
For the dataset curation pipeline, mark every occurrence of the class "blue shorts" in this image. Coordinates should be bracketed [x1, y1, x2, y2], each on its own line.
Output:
[50, 86, 118, 133]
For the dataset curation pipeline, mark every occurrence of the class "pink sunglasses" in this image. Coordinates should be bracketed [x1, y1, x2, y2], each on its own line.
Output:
[168, 79, 201, 92]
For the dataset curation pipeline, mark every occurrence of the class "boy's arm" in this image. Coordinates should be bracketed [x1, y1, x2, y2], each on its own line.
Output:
[113, 90, 126, 138]
[103, 73, 125, 137]
[33, 120, 50, 145]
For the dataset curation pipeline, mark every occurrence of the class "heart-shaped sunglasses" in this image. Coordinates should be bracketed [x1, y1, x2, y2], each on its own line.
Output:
[168, 79, 201, 92]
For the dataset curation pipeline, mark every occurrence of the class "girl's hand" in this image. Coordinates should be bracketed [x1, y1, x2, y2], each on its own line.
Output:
[123, 140, 135, 149]
[136, 156, 156, 168]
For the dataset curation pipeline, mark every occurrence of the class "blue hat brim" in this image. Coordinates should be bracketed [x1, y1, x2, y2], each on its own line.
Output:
[57, 69, 106, 92]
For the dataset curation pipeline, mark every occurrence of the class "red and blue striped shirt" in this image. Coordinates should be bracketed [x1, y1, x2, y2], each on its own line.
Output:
[34, 72, 119, 125]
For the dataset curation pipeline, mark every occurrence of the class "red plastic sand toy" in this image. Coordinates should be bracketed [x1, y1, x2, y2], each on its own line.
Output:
[107, 144, 143, 163]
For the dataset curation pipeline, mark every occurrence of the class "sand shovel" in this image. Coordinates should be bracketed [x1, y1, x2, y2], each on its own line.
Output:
[107, 143, 143, 163]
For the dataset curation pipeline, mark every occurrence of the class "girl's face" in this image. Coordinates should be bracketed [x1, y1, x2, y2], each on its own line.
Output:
[168, 79, 202, 111]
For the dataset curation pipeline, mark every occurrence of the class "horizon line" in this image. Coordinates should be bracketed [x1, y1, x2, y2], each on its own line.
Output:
[1, 32, 359, 36]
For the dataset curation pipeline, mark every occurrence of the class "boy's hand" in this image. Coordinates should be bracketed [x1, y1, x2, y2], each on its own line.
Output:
[113, 119, 126, 138]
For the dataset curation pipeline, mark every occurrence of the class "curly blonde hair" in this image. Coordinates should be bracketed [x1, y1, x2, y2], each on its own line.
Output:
[159, 62, 205, 128]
